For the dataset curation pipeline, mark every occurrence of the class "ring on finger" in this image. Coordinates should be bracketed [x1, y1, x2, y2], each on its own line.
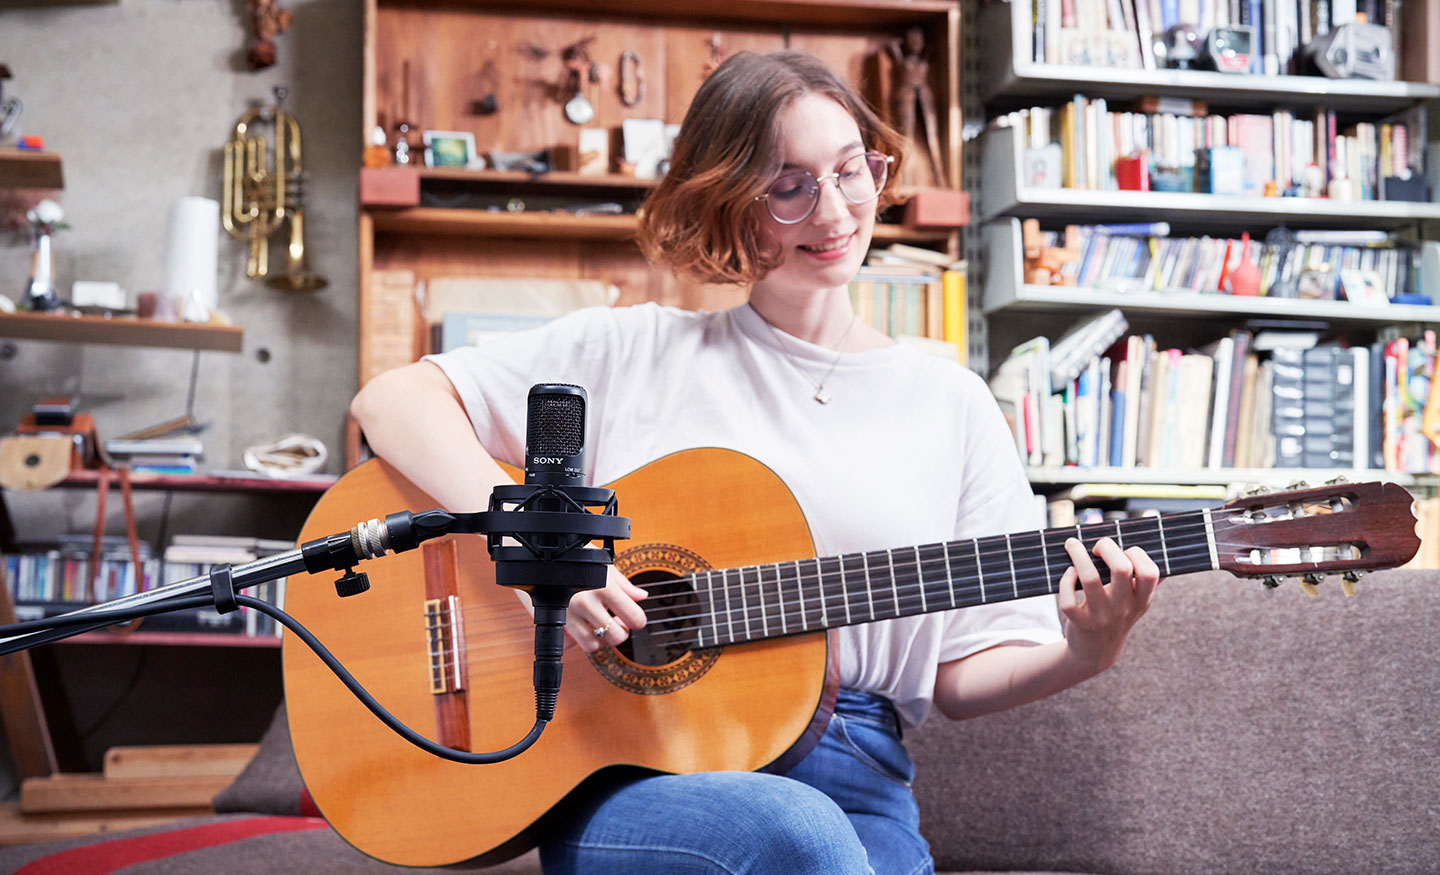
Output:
[593, 621, 613, 639]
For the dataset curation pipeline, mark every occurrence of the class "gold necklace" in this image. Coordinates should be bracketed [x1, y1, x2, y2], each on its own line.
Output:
[765, 313, 858, 404]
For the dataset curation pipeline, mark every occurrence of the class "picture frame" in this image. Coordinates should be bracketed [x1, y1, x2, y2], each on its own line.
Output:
[423, 130, 479, 168]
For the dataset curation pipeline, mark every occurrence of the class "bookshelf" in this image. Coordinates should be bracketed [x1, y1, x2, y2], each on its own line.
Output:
[981, 218, 1440, 325]
[979, 125, 1440, 228]
[964, 0, 1440, 494]
[976, 0, 1440, 112]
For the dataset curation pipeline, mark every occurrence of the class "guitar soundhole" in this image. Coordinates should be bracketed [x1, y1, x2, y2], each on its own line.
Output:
[589, 542, 723, 695]
[618, 570, 702, 667]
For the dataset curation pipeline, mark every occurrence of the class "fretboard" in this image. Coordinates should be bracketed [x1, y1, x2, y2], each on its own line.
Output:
[689, 509, 1220, 649]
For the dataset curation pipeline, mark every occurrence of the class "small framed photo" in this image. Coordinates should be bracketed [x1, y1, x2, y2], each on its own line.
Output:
[423, 130, 479, 168]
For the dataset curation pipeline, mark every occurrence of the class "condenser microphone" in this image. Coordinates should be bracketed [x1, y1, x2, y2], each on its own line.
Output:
[525, 383, 587, 488]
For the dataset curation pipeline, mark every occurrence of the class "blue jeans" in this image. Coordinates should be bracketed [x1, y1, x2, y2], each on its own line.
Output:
[539, 688, 933, 875]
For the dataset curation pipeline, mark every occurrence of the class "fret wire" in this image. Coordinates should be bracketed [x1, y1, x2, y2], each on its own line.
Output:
[1006, 533, 1018, 599]
[723, 569, 736, 643]
[815, 557, 828, 627]
[858, 549, 869, 618]
[942, 541, 956, 607]
[973, 537, 985, 603]
[757, 565, 770, 638]
[839, 554, 852, 625]
[1158, 516, 1172, 575]
[741, 566, 754, 641]
[1040, 529, 1052, 593]
[792, 560, 808, 631]
[914, 545, 927, 614]
[775, 563, 787, 636]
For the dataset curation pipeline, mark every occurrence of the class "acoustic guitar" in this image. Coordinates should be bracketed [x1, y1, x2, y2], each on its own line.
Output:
[281, 448, 1421, 867]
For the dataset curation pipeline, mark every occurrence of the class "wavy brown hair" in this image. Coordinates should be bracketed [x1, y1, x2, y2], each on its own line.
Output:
[636, 50, 906, 286]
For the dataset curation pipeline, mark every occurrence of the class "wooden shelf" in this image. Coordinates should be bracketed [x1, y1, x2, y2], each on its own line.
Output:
[57, 631, 281, 648]
[1027, 466, 1433, 488]
[57, 469, 335, 495]
[0, 150, 63, 189]
[0, 312, 244, 353]
[981, 218, 1440, 324]
[370, 207, 955, 244]
[381, 0, 956, 27]
[979, 126, 1440, 229]
[978, 1, 1440, 114]
[419, 168, 657, 190]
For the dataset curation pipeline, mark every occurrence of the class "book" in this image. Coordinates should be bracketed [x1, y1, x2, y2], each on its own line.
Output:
[1049, 308, 1128, 386]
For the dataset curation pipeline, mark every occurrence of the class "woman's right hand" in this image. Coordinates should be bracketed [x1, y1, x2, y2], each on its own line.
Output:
[561, 568, 650, 654]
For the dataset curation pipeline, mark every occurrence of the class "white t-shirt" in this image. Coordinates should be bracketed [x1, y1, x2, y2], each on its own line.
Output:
[425, 302, 1063, 728]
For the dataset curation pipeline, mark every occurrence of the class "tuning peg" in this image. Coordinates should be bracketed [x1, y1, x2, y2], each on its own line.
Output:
[1340, 570, 1366, 598]
[1298, 573, 1323, 596]
[1262, 575, 1285, 590]
[1326, 475, 1350, 486]
[1287, 479, 1311, 491]
[1244, 484, 1273, 497]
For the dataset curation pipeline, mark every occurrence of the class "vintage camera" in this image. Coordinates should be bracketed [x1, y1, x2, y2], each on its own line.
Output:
[1304, 22, 1395, 80]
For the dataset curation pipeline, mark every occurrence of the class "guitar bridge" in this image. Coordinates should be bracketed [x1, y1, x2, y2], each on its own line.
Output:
[424, 595, 467, 695]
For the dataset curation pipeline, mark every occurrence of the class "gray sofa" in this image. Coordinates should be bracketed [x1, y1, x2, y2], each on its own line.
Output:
[1, 568, 1435, 874]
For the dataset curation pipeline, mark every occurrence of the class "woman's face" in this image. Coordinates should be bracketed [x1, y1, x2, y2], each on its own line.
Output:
[753, 93, 878, 296]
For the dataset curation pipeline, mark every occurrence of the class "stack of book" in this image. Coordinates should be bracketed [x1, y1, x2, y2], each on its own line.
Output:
[988, 317, 1436, 475]
[104, 435, 204, 475]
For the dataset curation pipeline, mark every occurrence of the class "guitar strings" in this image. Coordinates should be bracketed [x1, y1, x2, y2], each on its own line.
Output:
[428, 509, 1344, 662]
[426, 540, 1239, 666]
[423, 538, 1301, 675]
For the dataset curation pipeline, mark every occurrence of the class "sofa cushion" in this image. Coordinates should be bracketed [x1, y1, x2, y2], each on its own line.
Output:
[211, 702, 313, 817]
[0, 815, 546, 874]
[910, 568, 1440, 875]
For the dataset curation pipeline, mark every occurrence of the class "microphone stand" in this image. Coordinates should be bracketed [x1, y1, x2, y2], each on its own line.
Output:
[0, 488, 628, 765]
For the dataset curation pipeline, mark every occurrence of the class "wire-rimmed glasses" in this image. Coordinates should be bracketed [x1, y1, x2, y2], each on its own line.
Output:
[754, 151, 894, 224]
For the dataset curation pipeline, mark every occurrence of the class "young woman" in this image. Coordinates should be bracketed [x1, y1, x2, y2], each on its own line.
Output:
[351, 50, 1160, 875]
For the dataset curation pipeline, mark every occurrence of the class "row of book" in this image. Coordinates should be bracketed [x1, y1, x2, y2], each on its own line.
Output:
[1006, 99, 1427, 201]
[2, 534, 293, 638]
[847, 244, 969, 362]
[1030, 0, 1409, 76]
[1035, 223, 1422, 302]
[990, 316, 1438, 474]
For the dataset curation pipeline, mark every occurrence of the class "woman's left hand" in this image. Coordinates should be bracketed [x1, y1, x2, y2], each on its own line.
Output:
[1057, 537, 1162, 673]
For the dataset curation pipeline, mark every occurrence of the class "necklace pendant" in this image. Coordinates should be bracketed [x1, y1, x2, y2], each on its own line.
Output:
[813, 386, 833, 405]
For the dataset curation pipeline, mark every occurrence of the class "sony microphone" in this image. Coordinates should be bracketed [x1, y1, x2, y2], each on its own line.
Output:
[525, 383, 587, 488]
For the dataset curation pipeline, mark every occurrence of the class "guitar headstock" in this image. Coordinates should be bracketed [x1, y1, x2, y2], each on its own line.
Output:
[1214, 478, 1422, 595]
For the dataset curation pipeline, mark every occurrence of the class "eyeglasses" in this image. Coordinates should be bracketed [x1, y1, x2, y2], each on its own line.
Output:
[754, 151, 893, 224]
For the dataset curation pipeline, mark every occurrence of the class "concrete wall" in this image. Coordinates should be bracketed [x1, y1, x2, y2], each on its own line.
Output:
[0, 0, 362, 791]
[0, 0, 360, 538]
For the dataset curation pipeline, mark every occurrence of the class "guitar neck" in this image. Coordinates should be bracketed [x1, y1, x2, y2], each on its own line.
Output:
[690, 509, 1221, 648]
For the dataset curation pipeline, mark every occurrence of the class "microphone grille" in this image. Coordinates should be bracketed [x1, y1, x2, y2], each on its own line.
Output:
[527, 388, 585, 456]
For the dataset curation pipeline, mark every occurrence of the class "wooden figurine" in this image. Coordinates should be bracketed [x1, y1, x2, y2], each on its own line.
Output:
[246, 0, 294, 70]
[1021, 219, 1079, 286]
[888, 27, 947, 189]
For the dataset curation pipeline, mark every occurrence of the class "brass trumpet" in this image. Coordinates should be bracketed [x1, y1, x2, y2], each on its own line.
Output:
[222, 86, 327, 292]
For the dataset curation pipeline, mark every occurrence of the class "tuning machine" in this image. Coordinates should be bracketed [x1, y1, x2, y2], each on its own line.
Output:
[1298, 572, 1324, 596]
[1340, 569, 1366, 597]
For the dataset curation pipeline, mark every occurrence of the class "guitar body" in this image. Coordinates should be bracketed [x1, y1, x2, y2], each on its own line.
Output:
[283, 448, 837, 867]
